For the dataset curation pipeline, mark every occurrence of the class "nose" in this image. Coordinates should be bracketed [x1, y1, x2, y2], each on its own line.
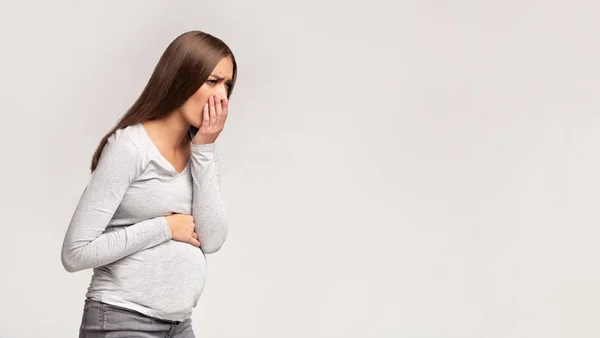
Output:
[215, 86, 228, 99]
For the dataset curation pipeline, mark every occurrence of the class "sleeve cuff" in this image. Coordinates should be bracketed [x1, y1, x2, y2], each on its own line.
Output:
[191, 142, 216, 153]
[158, 216, 173, 240]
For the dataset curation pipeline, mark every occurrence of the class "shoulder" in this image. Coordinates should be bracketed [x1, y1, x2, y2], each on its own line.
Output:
[105, 124, 142, 154]
[98, 124, 146, 173]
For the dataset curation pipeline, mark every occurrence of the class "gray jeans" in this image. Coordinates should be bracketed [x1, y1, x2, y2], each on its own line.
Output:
[79, 299, 195, 338]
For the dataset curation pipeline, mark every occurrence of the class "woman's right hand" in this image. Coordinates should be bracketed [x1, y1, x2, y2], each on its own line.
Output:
[165, 214, 200, 247]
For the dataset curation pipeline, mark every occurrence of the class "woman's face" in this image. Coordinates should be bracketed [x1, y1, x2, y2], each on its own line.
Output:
[180, 56, 234, 128]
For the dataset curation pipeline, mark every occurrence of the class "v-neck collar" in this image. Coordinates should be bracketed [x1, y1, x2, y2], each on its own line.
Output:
[137, 123, 191, 175]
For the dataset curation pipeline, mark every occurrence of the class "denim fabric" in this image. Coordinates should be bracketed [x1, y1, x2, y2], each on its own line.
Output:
[79, 299, 195, 338]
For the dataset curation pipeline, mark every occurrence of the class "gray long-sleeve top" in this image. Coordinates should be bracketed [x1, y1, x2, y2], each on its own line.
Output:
[61, 123, 228, 322]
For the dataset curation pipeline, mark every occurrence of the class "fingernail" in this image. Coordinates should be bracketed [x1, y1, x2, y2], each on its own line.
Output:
[216, 94, 220, 100]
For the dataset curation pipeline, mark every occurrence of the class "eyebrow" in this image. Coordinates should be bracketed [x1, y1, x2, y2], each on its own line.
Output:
[209, 74, 231, 81]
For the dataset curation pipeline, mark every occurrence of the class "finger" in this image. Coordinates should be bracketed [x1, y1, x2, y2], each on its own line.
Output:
[192, 232, 198, 240]
[219, 96, 228, 127]
[222, 97, 228, 119]
[190, 238, 201, 247]
[215, 94, 223, 117]
[202, 103, 209, 127]
[209, 96, 217, 126]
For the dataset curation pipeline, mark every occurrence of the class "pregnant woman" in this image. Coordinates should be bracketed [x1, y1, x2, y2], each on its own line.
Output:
[61, 30, 237, 338]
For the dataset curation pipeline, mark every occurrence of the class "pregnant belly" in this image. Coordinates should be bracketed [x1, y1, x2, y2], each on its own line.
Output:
[103, 240, 207, 315]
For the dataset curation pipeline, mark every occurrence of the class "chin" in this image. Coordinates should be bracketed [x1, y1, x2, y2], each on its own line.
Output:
[187, 118, 201, 129]
[190, 119, 202, 131]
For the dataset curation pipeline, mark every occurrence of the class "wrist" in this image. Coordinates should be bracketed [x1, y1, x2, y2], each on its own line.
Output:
[191, 135, 214, 145]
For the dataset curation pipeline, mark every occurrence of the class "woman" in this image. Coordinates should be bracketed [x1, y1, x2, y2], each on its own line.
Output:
[61, 30, 237, 337]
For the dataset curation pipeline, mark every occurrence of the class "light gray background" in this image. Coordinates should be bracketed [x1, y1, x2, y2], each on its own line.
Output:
[0, 0, 599, 337]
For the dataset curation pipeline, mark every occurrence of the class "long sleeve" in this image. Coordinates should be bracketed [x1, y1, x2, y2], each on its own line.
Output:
[190, 142, 228, 254]
[61, 132, 172, 273]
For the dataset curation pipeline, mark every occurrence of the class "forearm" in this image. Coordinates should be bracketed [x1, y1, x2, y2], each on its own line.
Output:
[61, 216, 171, 272]
[190, 143, 228, 254]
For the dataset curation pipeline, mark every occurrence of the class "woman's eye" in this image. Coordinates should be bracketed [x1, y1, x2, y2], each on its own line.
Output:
[207, 80, 217, 85]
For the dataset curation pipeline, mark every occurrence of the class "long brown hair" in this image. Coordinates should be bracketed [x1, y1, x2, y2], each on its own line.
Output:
[90, 30, 237, 171]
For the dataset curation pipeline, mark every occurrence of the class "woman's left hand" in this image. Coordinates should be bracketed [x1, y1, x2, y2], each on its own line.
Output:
[192, 94, 228, 144]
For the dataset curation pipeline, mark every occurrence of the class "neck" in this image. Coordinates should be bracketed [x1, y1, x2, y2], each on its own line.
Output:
[143, 114, 190, 149]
